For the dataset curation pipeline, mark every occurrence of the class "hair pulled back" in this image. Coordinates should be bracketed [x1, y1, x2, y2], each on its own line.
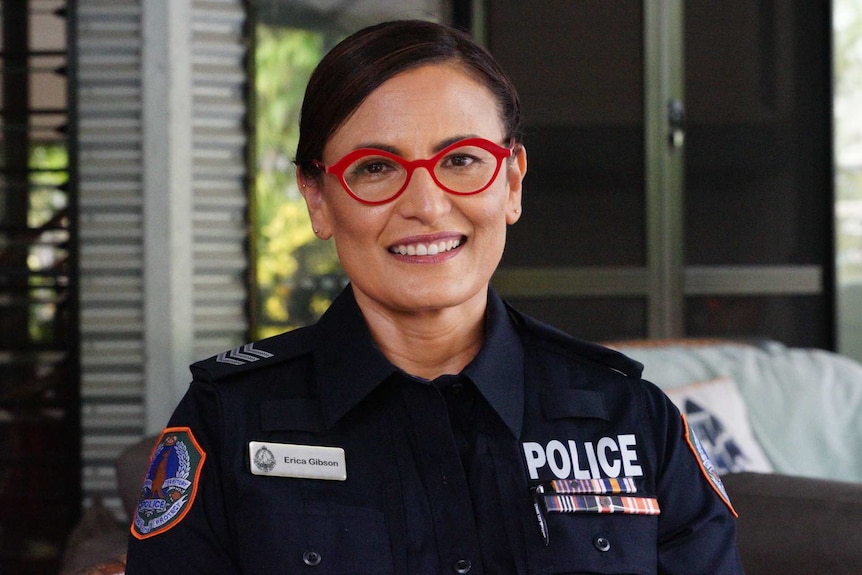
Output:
[295, 20, 522, 177]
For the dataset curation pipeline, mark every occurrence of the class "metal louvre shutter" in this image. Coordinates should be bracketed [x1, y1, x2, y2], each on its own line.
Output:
[191, 0, 249, 359]
[77, 0, 145, 520]
[77, 0, 249, 521]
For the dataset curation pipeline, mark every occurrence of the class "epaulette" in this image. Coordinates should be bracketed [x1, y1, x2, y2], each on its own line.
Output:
[504, 302, 644, 379]
[190, 325, 315, 383]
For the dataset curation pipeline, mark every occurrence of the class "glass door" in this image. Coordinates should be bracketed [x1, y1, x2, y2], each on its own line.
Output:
[487, 1, 834, 347]
[683, 2, 833, 348]
[488, 0, 652, 341]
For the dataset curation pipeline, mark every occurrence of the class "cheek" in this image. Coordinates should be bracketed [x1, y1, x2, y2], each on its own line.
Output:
[470, 202, 510, 257]
[327, 205, 395, 261]
[474, 192, 512, 231]
[324, 192, 383, 237]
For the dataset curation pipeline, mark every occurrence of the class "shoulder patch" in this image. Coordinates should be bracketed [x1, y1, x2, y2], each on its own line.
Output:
[131, 427, 206, 539]
[682, 414, 738, 517]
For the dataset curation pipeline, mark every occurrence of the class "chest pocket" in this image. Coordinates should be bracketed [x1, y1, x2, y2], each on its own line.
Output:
[235, 490, 396, 574]
[528, 513, 658, 575]
[243, 399, 402, 574]
[291, 503, 395, 574]
[524, 390, 658, 573]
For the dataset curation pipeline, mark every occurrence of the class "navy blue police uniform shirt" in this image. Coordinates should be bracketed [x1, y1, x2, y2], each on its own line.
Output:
[125, 286, 745, 574]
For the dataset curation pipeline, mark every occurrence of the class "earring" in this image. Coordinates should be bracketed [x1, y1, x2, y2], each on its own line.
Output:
[313, 228, 320, 234]
[514, 208, 521, 214]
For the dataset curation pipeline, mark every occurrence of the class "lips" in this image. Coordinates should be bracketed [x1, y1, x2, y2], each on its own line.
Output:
[389, 237, 462, 256]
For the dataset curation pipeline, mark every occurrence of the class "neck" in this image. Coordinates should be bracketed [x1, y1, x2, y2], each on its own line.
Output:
[354, 289, 488, 380]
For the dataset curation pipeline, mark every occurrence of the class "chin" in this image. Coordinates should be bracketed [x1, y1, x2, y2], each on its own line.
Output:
[396, 283, 487, 314]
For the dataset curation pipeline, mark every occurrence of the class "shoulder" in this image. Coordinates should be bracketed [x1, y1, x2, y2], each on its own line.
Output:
[189, 325, 315, 383]
[504, 301, 644, 379]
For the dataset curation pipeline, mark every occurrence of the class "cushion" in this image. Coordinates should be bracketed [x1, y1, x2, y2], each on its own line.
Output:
[663, 377, 773, 474]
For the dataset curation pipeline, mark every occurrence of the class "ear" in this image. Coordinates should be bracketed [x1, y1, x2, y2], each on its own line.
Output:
[297, 168, 333, 240]
[505, 144, 527, 225]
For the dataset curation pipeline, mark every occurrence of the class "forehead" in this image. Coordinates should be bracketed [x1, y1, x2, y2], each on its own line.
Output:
[325, 63, 505, 156]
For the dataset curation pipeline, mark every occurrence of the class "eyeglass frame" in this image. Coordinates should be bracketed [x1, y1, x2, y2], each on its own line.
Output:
[310, 137, 516, 206]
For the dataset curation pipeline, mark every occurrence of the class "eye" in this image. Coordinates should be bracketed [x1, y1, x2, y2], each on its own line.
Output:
[449, 154, 475, 167]
[443, 152, 483, 169]
[349, 158, 399, 179]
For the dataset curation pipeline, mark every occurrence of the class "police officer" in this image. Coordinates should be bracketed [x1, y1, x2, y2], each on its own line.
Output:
[126, 20, 744, 574]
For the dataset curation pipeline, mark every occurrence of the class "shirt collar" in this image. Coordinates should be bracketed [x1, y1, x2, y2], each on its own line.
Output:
[313, 285, 524, 437]
[461, 289, 524, 438]
[313, 286, 398, 429]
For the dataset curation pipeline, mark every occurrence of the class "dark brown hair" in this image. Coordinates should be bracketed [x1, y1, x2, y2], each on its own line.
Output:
[295, 20, 522, 178]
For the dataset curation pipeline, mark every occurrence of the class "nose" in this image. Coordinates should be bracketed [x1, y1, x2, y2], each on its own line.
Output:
[395, 165, 451, 223]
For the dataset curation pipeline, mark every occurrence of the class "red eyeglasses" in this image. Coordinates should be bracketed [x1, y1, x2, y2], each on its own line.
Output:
[312, 137, 515, 206]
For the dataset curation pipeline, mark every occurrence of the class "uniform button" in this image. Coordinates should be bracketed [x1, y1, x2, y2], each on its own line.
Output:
[453, 558, 472, 573]
[594, 536, 611, 552]
[302, 550, 322, 566]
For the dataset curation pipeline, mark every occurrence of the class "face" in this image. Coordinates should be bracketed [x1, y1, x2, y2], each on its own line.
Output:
[300, 63, 527, 316]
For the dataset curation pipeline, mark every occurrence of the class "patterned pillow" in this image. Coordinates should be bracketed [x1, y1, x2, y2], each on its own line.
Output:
[664, 377, 773, 474]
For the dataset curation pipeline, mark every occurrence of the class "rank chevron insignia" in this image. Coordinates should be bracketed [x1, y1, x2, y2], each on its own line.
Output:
[216, 343, 274, 365]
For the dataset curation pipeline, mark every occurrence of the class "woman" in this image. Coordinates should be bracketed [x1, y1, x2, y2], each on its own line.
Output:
[126, 20, 744, 574]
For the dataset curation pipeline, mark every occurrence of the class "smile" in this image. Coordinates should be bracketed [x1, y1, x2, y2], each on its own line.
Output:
[389, 238, 462, 256]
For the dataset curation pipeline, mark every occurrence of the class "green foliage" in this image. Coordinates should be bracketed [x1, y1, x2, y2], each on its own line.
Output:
[253, 26, 345, 338]
[835, 3, 862, 282]
[835, 2, 862, 99]
[29, 144, 68, 227]
[27, 144, 69, 342]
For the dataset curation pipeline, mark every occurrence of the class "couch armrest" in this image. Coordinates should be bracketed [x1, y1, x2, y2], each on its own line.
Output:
[722, 472, 862, 575]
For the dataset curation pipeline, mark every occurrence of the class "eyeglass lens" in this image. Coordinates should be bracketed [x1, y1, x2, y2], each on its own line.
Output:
[342, 143, 502, 203]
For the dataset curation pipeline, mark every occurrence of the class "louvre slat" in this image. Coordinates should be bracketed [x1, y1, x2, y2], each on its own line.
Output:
[81, 351, 145, 370]
[78, 7, 139, 19]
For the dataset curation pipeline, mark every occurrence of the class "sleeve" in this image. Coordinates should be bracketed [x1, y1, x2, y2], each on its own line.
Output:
[125, 380, 242, 574]
[643, 383, 746, 575]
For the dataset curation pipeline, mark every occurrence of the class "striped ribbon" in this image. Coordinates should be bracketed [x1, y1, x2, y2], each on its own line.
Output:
[549, 477, 638, 495]
[544, 494, 661, 515]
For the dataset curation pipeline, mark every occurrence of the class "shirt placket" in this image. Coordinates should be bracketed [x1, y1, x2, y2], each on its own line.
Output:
[398, 376, 484, 575]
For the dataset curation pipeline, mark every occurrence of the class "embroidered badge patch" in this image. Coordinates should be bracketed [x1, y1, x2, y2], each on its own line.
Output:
[131, 427, 206, 539]
[682, 414, 738, 517]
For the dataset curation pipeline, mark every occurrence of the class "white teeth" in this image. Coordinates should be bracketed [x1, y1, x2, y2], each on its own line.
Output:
[392, 238, 461, 256]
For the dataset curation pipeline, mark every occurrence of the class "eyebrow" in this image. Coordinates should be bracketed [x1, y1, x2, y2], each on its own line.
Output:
[350, 134, 480, 156]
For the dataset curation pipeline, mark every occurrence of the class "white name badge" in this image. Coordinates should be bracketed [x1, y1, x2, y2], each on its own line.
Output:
[249, 441, 347, 481]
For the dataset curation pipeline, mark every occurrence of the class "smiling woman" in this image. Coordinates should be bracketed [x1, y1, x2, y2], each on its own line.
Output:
[125, 20, 745, 575]
[297, 60, 526, 376]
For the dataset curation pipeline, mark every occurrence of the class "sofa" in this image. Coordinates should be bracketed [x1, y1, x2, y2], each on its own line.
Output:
[609, 339, 862, 483]
[609, 339, 862, 574]
[61, 339, 862, 574]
